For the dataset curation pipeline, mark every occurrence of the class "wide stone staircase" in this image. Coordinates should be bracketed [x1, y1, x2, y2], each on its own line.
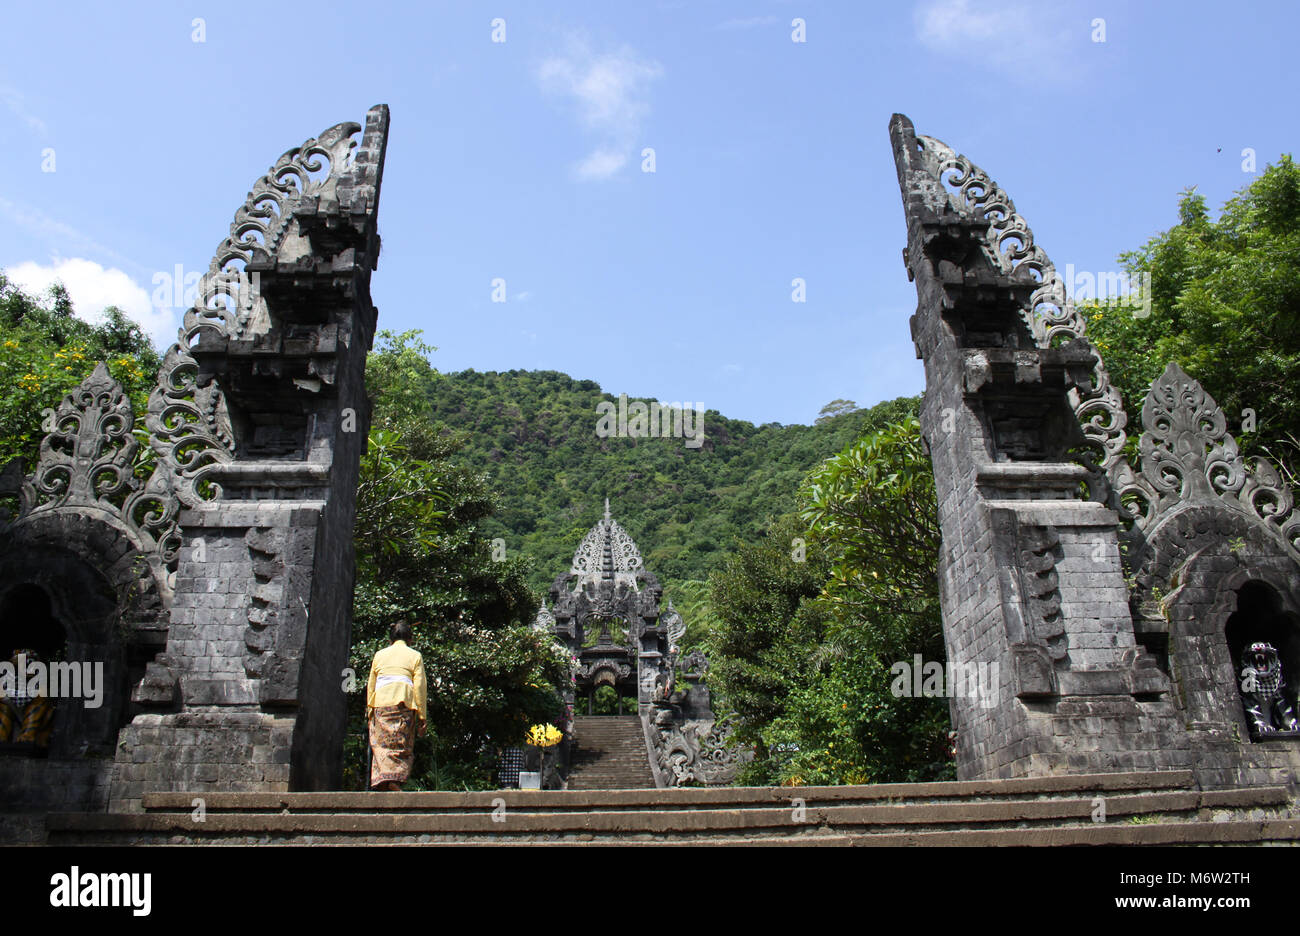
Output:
[565, 716, 656, 790]
[43, 770, 1300, 845]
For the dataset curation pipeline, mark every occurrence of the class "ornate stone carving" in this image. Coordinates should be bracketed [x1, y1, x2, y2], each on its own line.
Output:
[649, 717, 748, 786]
[541, 501, 748, 786]
[4, 364, 181, 566]
[1109, 362, 1300, 555]
[570, 515, 644, 590]
[660, 600, 685, 652]
[1240, 642, 1298, 737]
[1017, 525, 1067, 661]
[680, 649, 708, 678]
[184, 119, 363, 344]
[145, 344, 235, 507]
[576, 660, 632, 687]
[913, 133, 1130, 479]
[532, 598, 555, 633]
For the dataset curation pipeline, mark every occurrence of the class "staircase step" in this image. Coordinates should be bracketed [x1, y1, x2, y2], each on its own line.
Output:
[41, 771, 1299, 845]
[567, 716, 654, 790]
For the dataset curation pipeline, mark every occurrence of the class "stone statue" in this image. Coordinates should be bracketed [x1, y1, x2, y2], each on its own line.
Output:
[1240, 642, 1297, 736]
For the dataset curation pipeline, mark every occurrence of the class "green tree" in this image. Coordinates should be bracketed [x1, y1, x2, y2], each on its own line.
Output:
[815, 399, 860, 424]
[0, 271, 160, 467]
[702, 512, 835, 781]
[346, 330, 566, 790]
[802, 416, 942, 622]
[704, 405, 952, 786]
[1085, 155, 1300, 471]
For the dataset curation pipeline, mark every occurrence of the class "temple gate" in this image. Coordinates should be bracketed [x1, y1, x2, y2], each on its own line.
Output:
[891, 113, 1300, 789]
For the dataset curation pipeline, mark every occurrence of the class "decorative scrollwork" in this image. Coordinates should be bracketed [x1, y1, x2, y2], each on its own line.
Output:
[570, 505, 644, 590]
[29, 363, 137, 511]
[608, 519, 643, 572]
[184, 119, 362, 344]
[914, 133, 1130, 479]
[1114, 362, 1300, 555]
[8, 363, 181, 568]
[145, 344, 235, 507]
[648, 716, 749, 786]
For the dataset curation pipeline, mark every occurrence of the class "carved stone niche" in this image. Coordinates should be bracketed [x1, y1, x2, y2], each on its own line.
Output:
[1010, 642, 1058, 698]
[990, 508, 1067, 679]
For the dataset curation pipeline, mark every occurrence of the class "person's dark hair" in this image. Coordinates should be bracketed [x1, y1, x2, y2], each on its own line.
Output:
[390, 621, 412, 644]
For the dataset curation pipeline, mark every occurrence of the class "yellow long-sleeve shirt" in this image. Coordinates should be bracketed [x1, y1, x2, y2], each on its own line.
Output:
[366, 640, 427, 726]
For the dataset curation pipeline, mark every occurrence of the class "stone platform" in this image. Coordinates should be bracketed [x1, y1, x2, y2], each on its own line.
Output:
[41, 770, 1300, 845]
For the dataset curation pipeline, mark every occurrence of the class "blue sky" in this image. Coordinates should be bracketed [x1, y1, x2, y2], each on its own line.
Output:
[1, 1, 1295, 426]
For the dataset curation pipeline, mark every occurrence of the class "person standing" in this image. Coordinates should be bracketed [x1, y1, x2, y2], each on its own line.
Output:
[366, 621, 427, 791]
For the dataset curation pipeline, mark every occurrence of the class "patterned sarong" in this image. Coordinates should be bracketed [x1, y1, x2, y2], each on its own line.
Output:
[369, 704, 416, 787]
[0, 699, 17, 743]
[15, 696, 54, 746]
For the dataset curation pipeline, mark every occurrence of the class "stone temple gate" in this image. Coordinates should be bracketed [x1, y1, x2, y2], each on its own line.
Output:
[891, 113, 1300, 790]
[0, 106, 389, 815]
[3, 102, 1297, 830]
[537, 500, 745, 787]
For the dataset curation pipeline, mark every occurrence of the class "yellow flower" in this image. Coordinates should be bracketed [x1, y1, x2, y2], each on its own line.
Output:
[525, 724, 563, 748]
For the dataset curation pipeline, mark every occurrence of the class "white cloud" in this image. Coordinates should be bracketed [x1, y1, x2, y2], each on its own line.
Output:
[7, 258, 173, 347]
[537, 37, 663, 181]
[573, 148, 628, 181]
[0, 85, 48, 137]
[0, 196, 139, 271]
[914, 0, 1074, 78]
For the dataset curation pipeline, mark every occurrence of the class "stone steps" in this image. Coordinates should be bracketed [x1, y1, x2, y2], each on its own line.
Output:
[566, 716, 654, 790]
[44, 769, 1300, 845]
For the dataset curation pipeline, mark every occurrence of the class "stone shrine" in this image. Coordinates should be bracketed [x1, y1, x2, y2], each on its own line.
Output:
[537, 500, 745, 787]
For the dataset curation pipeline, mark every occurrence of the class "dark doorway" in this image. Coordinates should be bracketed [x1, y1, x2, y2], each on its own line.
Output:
[0, 584, 67, 663]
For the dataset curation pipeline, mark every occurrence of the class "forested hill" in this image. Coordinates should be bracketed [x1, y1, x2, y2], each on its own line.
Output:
[425, 368, 918, 595]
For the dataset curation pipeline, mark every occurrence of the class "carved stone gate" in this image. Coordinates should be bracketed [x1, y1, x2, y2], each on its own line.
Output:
[891, 113, 1300, 789]
[536, 501, 745, 786]
[0, 106, 389, 814]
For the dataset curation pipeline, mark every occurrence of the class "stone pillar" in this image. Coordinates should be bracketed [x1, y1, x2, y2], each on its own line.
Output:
[889, 114, 1187, 780]
[108, 105, 389, 810]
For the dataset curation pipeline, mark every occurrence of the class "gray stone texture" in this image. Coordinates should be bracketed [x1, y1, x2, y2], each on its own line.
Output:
[0, 106, 389, 819]
[891, 113, 1300, 790]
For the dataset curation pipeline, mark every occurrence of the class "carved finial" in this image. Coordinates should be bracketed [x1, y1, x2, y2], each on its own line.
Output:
[20, 362, 180, 566]
[32, 362, 137, 509]
[1110, 361, 1300, 555]
[604, 497, 611, 522]
[533, 598, 556, 633]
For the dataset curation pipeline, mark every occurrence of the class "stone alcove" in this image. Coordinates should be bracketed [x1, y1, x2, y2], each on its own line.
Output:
[1224, 580, 1300, 731]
